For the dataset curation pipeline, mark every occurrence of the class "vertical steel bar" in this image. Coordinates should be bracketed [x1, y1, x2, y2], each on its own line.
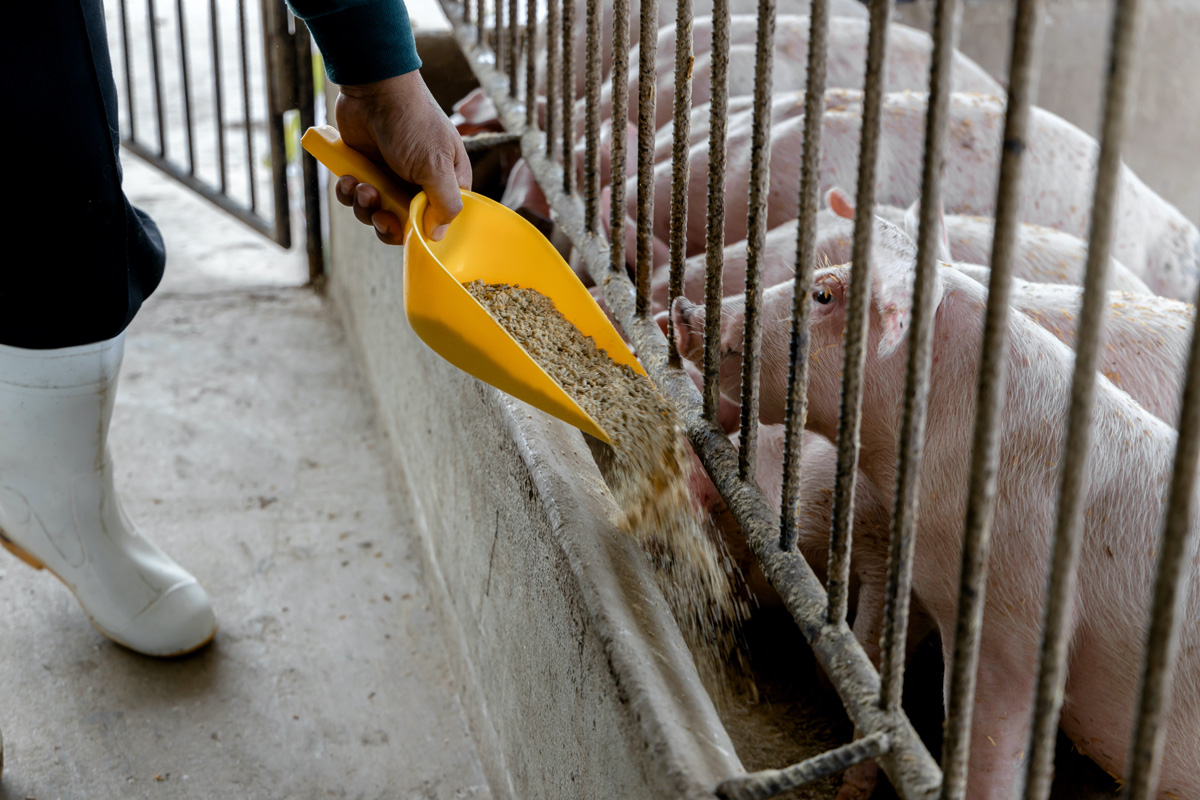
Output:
[665, 0, 694, 364]
[209, 0, 229, 192]
[526, 0, 537, 129]
[878, 0, 960, 710]
[508, 0, 519, 92]
[237, 0, 258, 212]
[608, 0, 631, 275]
[119, 0, 137, 142]
[583, 0, 602, 231]
[477, 0, 485, 46]
[545, 0, 560, 160]
[734, 0, 778, 480]
[1123, 285, 1200, 799]
[464, 0, 471, 29]
[147, 0, 168, 156]
[825, 0, 892, 626]
[261, 0, 294, 249]
[939, 2, 1042, 797]
[634, 0, 658, 314]
[701, 0, 731, 422]
[561, 0, 575, 194]
[176, 0, 197, 173]
[294, 20, 323, 281]
[778, 0, 830, 550]
[1023, 0, 1144, 794]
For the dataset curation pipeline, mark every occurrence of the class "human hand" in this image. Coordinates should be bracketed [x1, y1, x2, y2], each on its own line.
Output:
[334, 70, 471, 244]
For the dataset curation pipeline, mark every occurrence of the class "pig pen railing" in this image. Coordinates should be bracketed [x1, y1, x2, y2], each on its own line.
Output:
[435, 0, 1199, 797]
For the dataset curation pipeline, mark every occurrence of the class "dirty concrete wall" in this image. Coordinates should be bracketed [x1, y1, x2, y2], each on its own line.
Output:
[895, 0, 1200, 225]
[321, 138, 743, 798]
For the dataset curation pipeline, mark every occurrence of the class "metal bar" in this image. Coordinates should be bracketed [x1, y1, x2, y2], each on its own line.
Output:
[607, 0, 631, 275]
[477, 0, 485, 48]
[1123, 273, 1200, 799]
[734, 0, 778, 479]
[545, 0, 559, 163]
[526, 0, 537, 129]
[294, 20, 323, 281]
[432, 14, 944, 798]
[633, 0, 658, 314]
[1023, 0, 1144, 794]
[665, 0, 694, 364]
[561, 0, 576, 194]
[939, 0, 1043, 795]
[778, 0, 830, 550]
[878, 0, 960, 711]
[147, 0, 168, 157]
[123, 140, 275, 238]
[261, 0, 294, 249]
[826, 0, 892, 627]
[176, 0, 197, 173]
[496, 0, 505, 76]
[209, 0, 229, 193]
[463, 132, 523, 153]
[716, 732, 892, 800]
[119, 0, 136, 142]
[237, 0, 258, 212]
[583, 0, 602, 232]
[701, 0, 730, 422]
[508, 0, 519, 92]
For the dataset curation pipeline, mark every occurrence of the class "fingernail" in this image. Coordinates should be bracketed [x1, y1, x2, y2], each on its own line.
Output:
[373, 216, 388, 235]
[431, 224, 449, 242]
[356, 184, 373, 206]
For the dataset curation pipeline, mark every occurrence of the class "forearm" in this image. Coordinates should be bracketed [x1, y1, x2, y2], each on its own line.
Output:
[287, 0, 421, 85]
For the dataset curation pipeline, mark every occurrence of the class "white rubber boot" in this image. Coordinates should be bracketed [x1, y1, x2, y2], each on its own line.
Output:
[0, 333, 217, 657]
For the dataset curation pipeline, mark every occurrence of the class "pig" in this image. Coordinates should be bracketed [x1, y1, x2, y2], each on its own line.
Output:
[628, 89, 1200, 300]
[673, 214, 1200, 798]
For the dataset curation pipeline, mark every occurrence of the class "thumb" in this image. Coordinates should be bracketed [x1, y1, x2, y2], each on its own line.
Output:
[420, 163, 465, 242]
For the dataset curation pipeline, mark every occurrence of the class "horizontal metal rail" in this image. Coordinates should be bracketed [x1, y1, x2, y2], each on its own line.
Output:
[435, 3, 943, 797]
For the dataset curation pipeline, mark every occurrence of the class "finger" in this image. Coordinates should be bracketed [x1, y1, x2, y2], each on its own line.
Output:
[453, 141, 473, 191]
[370, 210, 406, 245]
[335, 175, 358, 207]
[420, 156, 465, 242]
[353, 183, 381, 227]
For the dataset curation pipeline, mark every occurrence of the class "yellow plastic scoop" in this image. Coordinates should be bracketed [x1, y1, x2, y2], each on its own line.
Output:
[302, 125, 644, 445]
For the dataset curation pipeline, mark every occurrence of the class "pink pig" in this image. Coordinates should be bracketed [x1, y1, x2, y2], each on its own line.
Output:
[628, 90, 1200, 300]
[673, 215, 1200, 798]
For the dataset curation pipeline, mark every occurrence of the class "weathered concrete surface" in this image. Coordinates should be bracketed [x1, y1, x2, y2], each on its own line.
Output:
[323, 131, 747, 799]
[0, 155, 490, 800]
[895, 0, 1200, 225]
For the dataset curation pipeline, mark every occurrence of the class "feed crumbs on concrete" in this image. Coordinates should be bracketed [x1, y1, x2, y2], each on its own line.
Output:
[465, 280, 752, 697]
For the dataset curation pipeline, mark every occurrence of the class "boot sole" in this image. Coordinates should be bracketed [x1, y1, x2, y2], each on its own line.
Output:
[0, 528, 218, 658]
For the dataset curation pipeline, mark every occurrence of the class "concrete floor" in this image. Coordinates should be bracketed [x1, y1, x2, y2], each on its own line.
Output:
[0, 155, 491, 800]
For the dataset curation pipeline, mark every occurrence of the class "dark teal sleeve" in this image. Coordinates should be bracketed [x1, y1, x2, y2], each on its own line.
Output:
[287, 0, 421, 85]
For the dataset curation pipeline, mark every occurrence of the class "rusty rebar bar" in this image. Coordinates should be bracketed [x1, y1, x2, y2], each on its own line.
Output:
[608, 0, 631, 275]
[665, 0, 695, 364]
[546, 0, 560, 161]
[701, 0, 731, 422]
[778, 0, 830, 551]
[584, 0, 602, 231]
[562, 0, 576, 194]
[826, 0, 892, 627]
[507, 0, 519, 92]
[939, 3, 1041, 798]
[1021, 0, 1145, 796]
[735, 0, 778, 480]
[717, 733, 892, 800]
[496, 0, 506, 76]
[878, 0, 960, 711]
[634, 0, 658, 314]
[526, 0, 537, 128]
[477, 0, 485, 46]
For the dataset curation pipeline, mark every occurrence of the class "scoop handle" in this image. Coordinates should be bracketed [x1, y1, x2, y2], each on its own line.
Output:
[301, 125, 413, 230]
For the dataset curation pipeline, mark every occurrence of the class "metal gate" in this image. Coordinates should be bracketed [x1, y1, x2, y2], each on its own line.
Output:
[109, 0, 323, 281]
[441, 0, 1200, 797]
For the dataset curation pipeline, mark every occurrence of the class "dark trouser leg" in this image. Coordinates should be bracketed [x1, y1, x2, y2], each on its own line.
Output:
[0, 0, 166, 350]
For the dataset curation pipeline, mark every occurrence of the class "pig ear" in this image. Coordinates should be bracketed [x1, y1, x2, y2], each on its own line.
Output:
[826, 187, 856, 221]
[870, 219, 945, 358]
[903, 199, 952, 262]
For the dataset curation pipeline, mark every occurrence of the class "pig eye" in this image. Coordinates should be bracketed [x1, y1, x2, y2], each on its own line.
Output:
[813, 287, 834, 305]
